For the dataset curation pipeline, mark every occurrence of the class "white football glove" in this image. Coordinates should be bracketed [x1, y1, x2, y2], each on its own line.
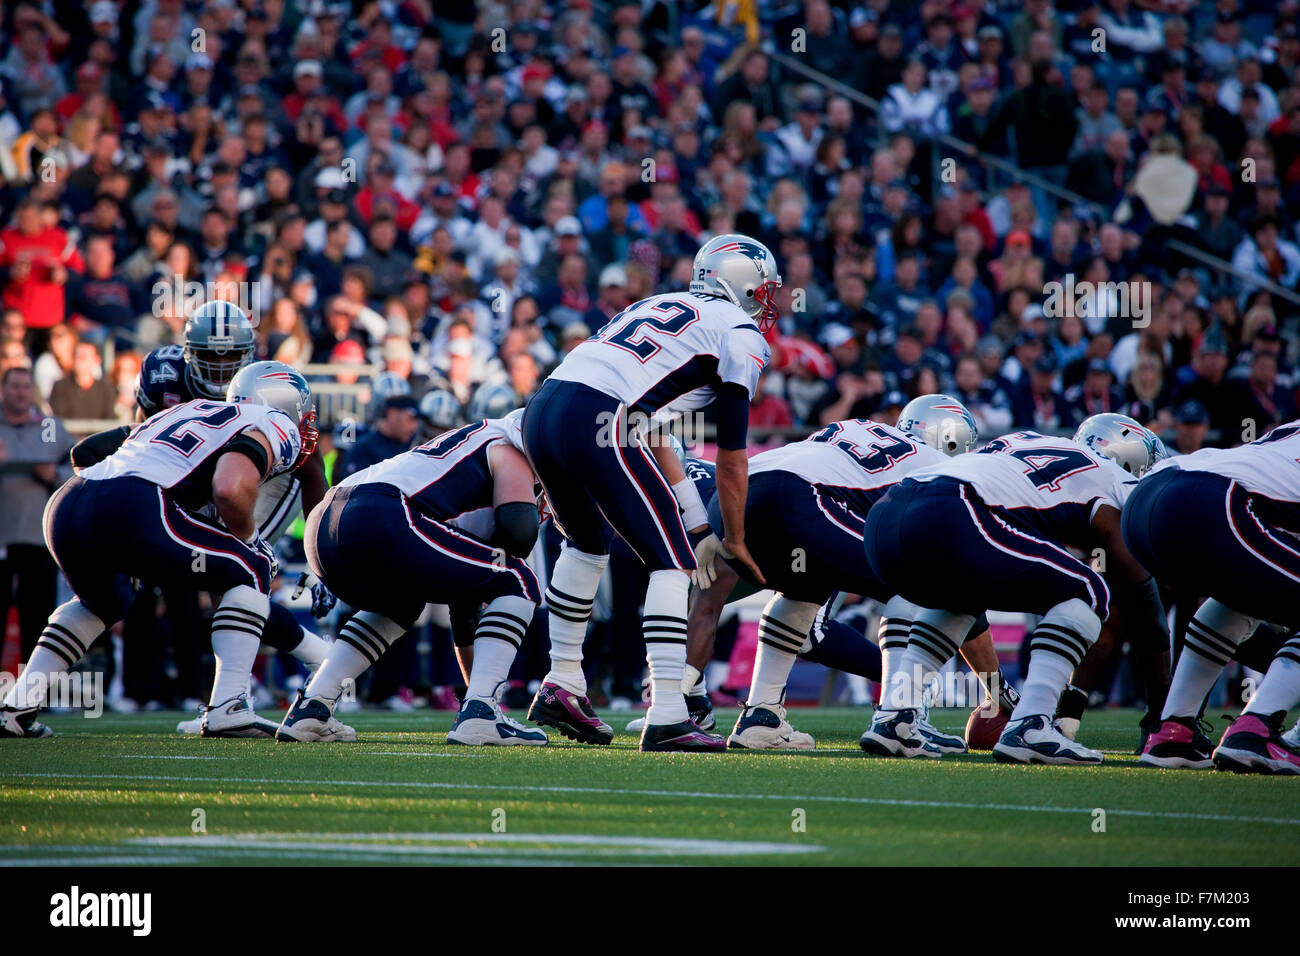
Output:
[691, 534, 733, 590]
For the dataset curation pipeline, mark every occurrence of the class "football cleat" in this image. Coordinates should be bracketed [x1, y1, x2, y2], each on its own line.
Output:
[994, 714, 1103, 765]
[527, 681, 613, 745]
[199, 694, 280, 738]
[1283, 718, 1300, 755]
[859, 708, 941, 758]
[916, 710, 968, 754]
[176, 704, 206, 735]
[0, 705, 54, 738]
[625, 692, 715, 733]
[639, 719, 726, 752]
[1212, 711, 1300, 775]
[447, 697, 548, 746]
[1138, 715, 1213, 769]
[275, 691, 358, 742]
[728, 703, 815, 750]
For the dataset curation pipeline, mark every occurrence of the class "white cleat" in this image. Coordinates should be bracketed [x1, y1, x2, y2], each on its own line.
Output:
[176, 705, 205, 734]
[199, 694, 281, 738]
[859, 708, 941, 758]
[916, 705, 968, 755]
[447, 697, 548, 746]
[1282, 719, 1300, 754]
[727, 703, 815, 750]
[275, 692, 358, 742]
[994, 714, 1103, 765]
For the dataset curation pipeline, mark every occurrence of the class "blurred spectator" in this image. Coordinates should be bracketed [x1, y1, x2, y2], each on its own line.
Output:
[50, 341, 116, 420]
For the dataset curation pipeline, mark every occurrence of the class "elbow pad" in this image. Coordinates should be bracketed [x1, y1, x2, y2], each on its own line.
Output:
[70, 425, 131, 469]
[491, 502, 540, 559]
[713, 382, 751, 450]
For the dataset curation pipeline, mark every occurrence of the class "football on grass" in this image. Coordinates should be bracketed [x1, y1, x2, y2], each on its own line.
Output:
[964, 702, 1009, 750]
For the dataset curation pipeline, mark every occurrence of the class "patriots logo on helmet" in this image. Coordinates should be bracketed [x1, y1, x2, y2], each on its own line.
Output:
[712, 239, 770, 269]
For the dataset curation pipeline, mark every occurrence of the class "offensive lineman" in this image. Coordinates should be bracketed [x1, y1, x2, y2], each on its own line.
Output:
[0, 364, 313, 736]
[522, 234, 780, 752]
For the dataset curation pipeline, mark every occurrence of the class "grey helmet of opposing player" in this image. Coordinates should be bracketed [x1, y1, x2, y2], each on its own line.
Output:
[689, 234, 783, 332]
[184, 300, 257, 400]
[1072, 412, 1158, 477]
[369, 371, 412, 420]
[227, 360, 318, 468]
[898, 393, 979, 456]
[419, 388, 462, 433]
[469, 381, 520, 421]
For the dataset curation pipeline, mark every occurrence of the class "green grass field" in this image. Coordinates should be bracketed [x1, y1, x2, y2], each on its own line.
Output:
[2, 706, 1297, 866]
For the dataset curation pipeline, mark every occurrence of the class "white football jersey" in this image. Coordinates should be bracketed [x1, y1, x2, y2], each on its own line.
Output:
[908, 430, 1135, 541]
[548, 291, 770, 413]
[751, 420, 945, 512]
[337, 417, 522, 532]
[81, 399, 301, 489]
[1151, 420, 1300, 505]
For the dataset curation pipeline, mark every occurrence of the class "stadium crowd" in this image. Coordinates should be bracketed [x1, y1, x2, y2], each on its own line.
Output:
[2, 0, 1299, 712]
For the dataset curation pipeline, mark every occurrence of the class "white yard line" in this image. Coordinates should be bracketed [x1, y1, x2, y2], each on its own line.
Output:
[9, 770, 1300, 827]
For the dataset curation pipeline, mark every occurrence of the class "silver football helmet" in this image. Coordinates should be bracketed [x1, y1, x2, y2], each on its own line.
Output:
[184, 300, 256, 399]
[689, 233, 783, 331]
[369, 370, 412, 420]
[1073, 413, 1158, 477]
[899, 393, 979, 456]
[419, 388, 462, 431]
[227, 360, 318, 467]
[469, 381, 520, 421]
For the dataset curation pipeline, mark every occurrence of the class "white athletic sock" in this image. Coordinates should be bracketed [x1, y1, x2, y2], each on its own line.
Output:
[682, 663, 706, 696]
[644, 569, 691, 724]
[1012, 599, 1101, 720]
[1244, 638, 1300, 716]
[306, 610, 406, 703]
[209, 586, 269, 706]
[883, 609, 971, 711]
[289, 628, 330, 669]
[4, 600, 104, 710]
[1162, 599, 1257, 719]
[877, 596, 919, 705]
[542, 545, 607, 695]
[748, 595, 820, 707]
[466, 595, 534, 700]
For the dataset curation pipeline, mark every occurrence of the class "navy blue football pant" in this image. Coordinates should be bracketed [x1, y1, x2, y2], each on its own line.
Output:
[1122, 468, 1300, 629]
[865, 477, 1110, 619]
[44, 476, 274, 624]
[305, 483, 541, 631]
[522, 379, 694, 571]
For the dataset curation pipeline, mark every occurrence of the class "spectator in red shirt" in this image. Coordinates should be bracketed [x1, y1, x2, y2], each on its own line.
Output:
[54, 62, 121, 129]
[0, 198, 84, 344]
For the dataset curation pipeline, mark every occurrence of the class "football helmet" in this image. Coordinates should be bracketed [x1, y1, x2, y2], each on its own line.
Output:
[369, 370, 412, 419]
[184, 300, 256, 399]
[899, 393, 979, 456]
[419, 388, 462, 431]
[468, 381, 520, 421]
[227, 360, 318, 468]
[1073, 412, 1158, 477]
[689, 234, 783, 332]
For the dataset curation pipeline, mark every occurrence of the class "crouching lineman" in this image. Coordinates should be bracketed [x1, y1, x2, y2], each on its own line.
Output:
[521, 234, 780, 752]
[864, 424, 1166, 764]
[279, 411, 547, 745]
[0, 364, 313, 736]
[1124, 420, 1300, 773]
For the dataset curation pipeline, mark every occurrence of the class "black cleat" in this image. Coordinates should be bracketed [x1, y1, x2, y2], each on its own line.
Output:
[640, 719, 726, 752]
[527, 682, 613, 745]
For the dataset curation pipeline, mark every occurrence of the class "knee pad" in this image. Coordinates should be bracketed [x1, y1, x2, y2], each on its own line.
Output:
[219, 584, 270, 618]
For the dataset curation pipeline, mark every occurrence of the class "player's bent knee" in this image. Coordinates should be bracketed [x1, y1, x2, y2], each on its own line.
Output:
[220, 584, 270, 619]
[1042, 598, 1102, 647]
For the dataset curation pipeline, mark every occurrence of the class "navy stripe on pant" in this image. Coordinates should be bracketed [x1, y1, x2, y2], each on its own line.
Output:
[706, 470, 888, 604]
[305, 484, 541, 630]
[865, 477, 1110, 618]
[44, 475, 274, 624]
[522, 378, 694, 571]
[1122, 468, 1300, 628]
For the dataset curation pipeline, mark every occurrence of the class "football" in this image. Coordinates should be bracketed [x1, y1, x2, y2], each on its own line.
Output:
[964, 700, 1011, 751]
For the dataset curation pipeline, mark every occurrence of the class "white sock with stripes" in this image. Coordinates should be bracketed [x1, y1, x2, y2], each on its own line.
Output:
[306, 611, 406, 704]
[1162, 599, 1257, 719]
[1012, 599, 1100, 721]
[3, 600, 103, 710]
[748, 595, 820, 707]
[542, 545, 608, 696]
[644, 569, 691, 724]
[1244, 637, 1300, 717]
[209, 586, 269, 706]
[885, 609, 972, 710]
[466, 595, 535, 701]
[877, 595, 919, 706]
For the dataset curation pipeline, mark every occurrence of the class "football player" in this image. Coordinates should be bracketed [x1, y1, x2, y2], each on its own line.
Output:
[71, 302, 336, 736]
[1124, 420, 1300, 773]
[688, 396, 1012, 751]
[863, 425, 1165, 764]
[520, 235, 780, 752]
[277, 410, 547, 745]
[0, 364, 313, 737]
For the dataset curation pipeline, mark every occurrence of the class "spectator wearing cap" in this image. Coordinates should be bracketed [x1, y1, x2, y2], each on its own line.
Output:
[1064, 356, 1127, 425]
[952, 351, 1014, 435]
[313, 294, 380, 362]
[881, 59, 949, 139]
[873, 389, 909, 428]
[1171, 399, 1210, 454]
[713, 47, 783, 125]
[872, 253, 929, 333]
[1071, 83, 1123, 160]
[1230, 213, 1300, 304]
[56, 61, 121, 130]
[412, 182, 472, 249]
[305, 186, 366, 260]
[767, 90, 825, 179]
[354, 215, 413, 303]
[1219, 58, 1280, 128]
[1194, 183, 1243, 263]
[356, 157, 420, 232]
[1191, 66, 1247, 164]
[1174, 327, 1244, 442]
[337, 394, 421, 480]
[582, 264, 630, 335]
[533, 215, 594, 288]
[1012, 349, 1070, 431]
[951, 74, 1003, 155]
[284, 60, 347, 132]
[853, 23, 906, 103]
[916, 12, 966, 102]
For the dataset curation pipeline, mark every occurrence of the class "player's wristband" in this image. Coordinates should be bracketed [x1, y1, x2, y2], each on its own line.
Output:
[671, 476, 707, 531]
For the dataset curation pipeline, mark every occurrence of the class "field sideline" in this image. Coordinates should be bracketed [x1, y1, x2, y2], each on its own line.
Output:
[2, 707, 1297, 866]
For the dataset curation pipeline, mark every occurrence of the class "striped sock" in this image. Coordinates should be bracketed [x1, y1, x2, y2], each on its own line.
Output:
[466, 595, 534, 700]
[289, 628, 330, 669]
[542, 546, 607, 696]
[644, 570, 690, 724]
[1244, 637, 1300, 717]
[877, 615, 911, 704]
[307, 611, 406, 703]
[3, 600, 103, 710]
[209, 585, 269, 706]
[1012, 599, 1099, 720]
[748, 595, 820, 707]
[1162, 600, 1256, 719]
